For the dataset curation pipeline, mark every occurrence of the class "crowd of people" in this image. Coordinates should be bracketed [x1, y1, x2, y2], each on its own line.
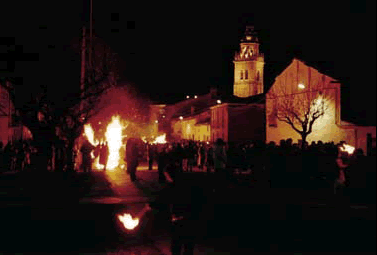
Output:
[140, 138, 376, 194]
[1, 137, 375, 193]
[0, 140, 36, 172]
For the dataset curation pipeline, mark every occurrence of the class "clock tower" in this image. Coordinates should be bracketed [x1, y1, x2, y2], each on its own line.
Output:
[233, 26, 264, 97]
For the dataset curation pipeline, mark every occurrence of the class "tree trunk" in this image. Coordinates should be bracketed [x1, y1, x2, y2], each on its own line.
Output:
[301, 134, 307, 150]
[66, 139, 76, 172]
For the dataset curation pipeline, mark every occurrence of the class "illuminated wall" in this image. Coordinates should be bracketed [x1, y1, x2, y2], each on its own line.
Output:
[171, 112, 211, 142]
[211, 104, 229, 142]
[266, 59, 376, 153]
[233, 26, 264, 98]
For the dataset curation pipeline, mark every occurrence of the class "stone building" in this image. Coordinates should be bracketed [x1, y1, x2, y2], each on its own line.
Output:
[149, 26, 266, 143]
[233, 26, 264, 98]
[0, 79, 32, 145]
[266, 58, 376, 155]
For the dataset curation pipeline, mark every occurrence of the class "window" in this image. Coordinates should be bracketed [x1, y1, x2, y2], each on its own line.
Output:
[256, 71, 260, 81]
[245, 70, 248, 79]
[240, 70, 243, 80]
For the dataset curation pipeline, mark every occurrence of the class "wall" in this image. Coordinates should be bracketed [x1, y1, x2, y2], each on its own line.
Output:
[171, 111, 210, 142]
[228, 104, 265, 143]
[210, 104, 228, 142]
[354, 126, 376, 155]
[266, 59, 360, 146]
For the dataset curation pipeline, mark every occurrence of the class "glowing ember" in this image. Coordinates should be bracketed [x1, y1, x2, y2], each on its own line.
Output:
[105, 116, 123, 170]
[118, 213, 139, 230]
[152, 133, 167, 144]
[340, 144, 355, 154]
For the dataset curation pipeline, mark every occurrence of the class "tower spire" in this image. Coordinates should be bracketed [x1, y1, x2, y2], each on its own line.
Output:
[233, 26, 264, 97]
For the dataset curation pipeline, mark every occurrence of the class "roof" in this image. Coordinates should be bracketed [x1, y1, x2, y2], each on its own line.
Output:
[195, 117, 210, 125]
[220, 93, 265, 104]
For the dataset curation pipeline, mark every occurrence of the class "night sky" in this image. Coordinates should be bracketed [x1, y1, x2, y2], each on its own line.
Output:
[1, 0, 375, 125]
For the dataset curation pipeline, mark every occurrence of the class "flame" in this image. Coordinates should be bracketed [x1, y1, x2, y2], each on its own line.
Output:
[340, 144, 355, 154]
[152, 133, 167, 144]
[105, 116, 123, 170]
[117, 213, 139, 230]
[84, 124, 98, 146]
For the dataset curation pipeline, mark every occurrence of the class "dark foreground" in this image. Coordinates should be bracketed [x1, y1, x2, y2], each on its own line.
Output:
[0, 169, 375, 254]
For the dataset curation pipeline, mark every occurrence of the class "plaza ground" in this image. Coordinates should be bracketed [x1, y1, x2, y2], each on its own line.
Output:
[0, 163, 375, 254]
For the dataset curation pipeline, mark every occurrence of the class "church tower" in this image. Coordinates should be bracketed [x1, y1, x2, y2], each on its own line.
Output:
[233, 26, 264, 97]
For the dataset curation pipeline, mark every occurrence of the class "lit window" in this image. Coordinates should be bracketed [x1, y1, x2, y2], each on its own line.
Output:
[194, 95, 197, 99]
[186, 95, 190, 99]
[179, 116, 183, 120]
[217, 100, 221, 104]
[155, 120, 158, 124]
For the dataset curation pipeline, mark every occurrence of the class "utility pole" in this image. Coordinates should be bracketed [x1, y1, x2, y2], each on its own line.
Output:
[89, 0, 93, 83]
[80, 26, 86, 93]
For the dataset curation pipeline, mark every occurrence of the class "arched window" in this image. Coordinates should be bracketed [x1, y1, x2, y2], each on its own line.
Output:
[245, 70, 248, 79]
[240, 70, 243, 80]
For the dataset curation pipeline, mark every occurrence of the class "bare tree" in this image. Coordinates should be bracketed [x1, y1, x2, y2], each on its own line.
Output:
[56, 35, 119, 171]
[268, 84, 329, 149]
[19, 32, 119, 172]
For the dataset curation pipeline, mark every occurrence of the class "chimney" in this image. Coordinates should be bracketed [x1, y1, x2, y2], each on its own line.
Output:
[210, 87, 218, 98]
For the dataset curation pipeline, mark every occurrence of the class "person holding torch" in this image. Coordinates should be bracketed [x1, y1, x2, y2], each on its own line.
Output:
[334, 143, 354, 195]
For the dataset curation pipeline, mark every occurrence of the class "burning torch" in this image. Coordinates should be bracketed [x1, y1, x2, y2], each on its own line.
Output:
[117, 203, 152, 231]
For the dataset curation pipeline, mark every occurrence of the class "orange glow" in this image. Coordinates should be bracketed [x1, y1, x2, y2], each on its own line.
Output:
[84, 124, 98, 146]
[298, 83, 305, 89]
[152, 133, 167, 144]
[117, 213, 139, 230]
[340, 143, 355, 154]
[105, 116, 123, 170]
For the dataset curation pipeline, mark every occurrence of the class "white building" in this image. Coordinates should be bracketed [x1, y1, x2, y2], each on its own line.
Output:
[266, 58, 376, 155]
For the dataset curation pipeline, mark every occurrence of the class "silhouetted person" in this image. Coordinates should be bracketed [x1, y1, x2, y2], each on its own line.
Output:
[162, 156, 204, 255]
[126, 138, 140, 182]
[80, 139, 94, 173]
[187, 142, 195, 172]
[100, 142, 109, 171]
[334, 148, 349, 195]
[198, 144, 206, 170]
[158, 145, 169, 183]
[206, 145, 214, 173]
[212, 138, 227, 192]
[147, 143, 155, 170]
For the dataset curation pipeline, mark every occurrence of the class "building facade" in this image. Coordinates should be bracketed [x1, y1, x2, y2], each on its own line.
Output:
[266, 58, 376, 154]
[0, 79, 32, 146]
[149, 26, 266, 144]
[233, 26, 264, 98]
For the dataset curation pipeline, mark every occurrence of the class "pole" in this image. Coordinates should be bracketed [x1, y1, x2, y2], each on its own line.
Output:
[89, 0, 93, 83]
[80, 26, 86, 93]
